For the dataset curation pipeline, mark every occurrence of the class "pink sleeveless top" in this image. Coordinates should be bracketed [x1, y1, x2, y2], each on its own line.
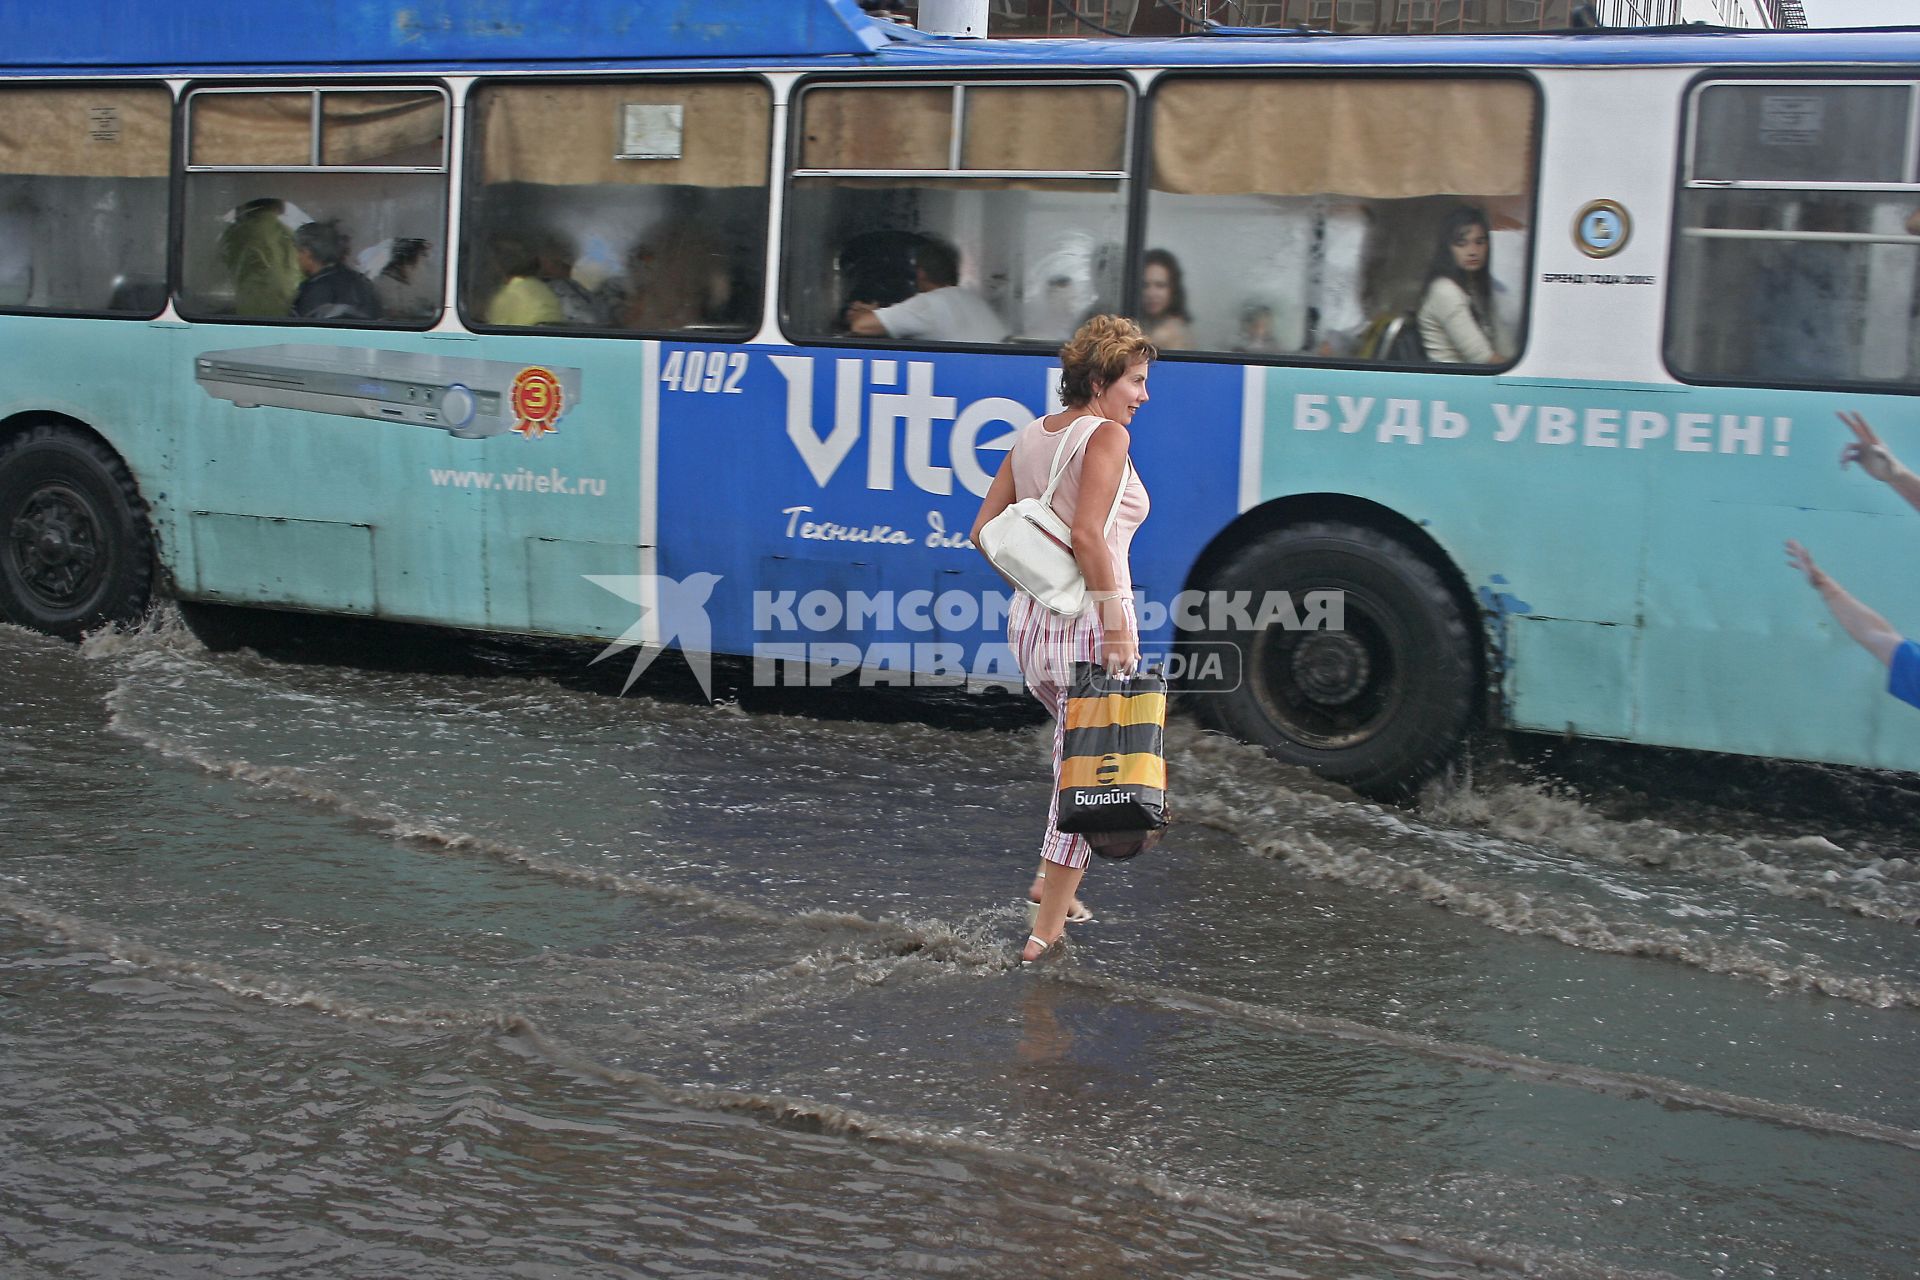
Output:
[1008, 413, 1150, 595]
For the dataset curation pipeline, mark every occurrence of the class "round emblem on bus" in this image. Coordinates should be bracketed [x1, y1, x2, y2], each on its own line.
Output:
[510, 366, 565, 438]
[1573, 200, 1631, 259]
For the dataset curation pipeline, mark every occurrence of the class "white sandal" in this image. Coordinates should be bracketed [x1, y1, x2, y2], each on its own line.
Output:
[1020, 932, 1066, 964]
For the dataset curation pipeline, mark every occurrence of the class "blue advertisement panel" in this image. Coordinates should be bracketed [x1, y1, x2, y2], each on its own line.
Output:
[651, 343, 1244, 684]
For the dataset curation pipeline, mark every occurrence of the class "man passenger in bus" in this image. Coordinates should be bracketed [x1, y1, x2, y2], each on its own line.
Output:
[291, 220, 383, 322]
[844, 237, 1006, 344]
[1784, 412, 1920, 711]
[219, 196, 301, 317]
[1417, 205, 1503, 364]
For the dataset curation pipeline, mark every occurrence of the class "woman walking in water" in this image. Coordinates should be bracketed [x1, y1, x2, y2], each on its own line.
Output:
[971, 315, 1154, 963]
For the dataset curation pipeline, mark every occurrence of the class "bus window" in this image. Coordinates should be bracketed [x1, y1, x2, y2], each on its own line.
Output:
[1142, 76, 1536, 365]
[0, 84, 171, 315]
[1669, 81, 1920, 388]
[785, 80, 1131, 347]
[178, 86, 448, 325]
[462, 79, 771, 335]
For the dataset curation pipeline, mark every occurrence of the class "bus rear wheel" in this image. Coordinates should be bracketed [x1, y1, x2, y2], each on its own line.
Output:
[0, 424, 154, 640]
[1195, 522, 1477, 798]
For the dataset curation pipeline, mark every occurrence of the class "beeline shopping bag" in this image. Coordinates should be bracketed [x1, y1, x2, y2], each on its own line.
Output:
[1055, 662, 1170, 859]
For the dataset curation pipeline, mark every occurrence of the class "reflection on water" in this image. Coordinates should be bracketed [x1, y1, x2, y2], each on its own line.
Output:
[1, 612, 1916, 1279]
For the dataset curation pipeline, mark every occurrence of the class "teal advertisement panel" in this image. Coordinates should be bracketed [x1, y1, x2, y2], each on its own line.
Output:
[1254, 368, 1920, 772]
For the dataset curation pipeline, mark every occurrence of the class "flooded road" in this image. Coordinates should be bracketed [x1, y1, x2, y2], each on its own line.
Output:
[3, 615, 1918, 1279]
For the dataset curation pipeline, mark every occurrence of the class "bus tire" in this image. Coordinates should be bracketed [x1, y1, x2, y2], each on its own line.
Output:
[1195, 522, 1476, 798]
[0, 424, 154, 640]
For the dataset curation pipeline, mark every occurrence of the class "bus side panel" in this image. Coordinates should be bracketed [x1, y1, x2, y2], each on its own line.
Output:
[0, 317, 188, 591]
[173, 329, 648, 640]
[1249, 367, 1920, 773]
[1255, 366, 1654, 743]
[650, 344, 1241, 676]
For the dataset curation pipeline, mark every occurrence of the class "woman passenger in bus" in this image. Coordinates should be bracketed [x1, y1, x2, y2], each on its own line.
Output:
[1140, 248, 1193, 351]
[1417, 205, 1503, 365]
[484, 236, 562, 327]
[969, 315, 1154, 963]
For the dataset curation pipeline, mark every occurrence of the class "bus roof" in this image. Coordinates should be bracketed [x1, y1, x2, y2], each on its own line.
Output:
[1, 0, 891, 70]
[5, 0, 1919, 75]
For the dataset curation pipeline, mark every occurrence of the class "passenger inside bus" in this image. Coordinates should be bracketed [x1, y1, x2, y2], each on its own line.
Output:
[535, 231, 603, 327]
[482, 236, 562, 327]
[361, 236, 436, 320]
[1417, 205, 1504, 364]
[219, 196, 302, 318]
[602, 217, 745, 331]
[1139, 248, 1192, 351]
[291, 220, 382, 322]
[844, 236, 1007, 344]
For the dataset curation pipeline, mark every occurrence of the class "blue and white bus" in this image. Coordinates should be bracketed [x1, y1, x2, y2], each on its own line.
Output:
[3, 0, 1918, 795]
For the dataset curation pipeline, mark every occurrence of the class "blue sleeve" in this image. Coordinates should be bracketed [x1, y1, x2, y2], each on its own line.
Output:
[1889, 639, 1920, 711]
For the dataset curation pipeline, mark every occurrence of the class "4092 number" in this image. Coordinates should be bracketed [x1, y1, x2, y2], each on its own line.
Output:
[660, 350, 748, 394]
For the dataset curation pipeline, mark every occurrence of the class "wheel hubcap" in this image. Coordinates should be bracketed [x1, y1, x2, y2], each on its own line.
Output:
[1290, 630, 1371, 706]
[1251, 594, 1403, 751]
[8, 485, 103, 607]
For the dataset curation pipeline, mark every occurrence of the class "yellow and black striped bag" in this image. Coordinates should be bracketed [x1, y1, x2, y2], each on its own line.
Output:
[1055, 662, 1170, 859]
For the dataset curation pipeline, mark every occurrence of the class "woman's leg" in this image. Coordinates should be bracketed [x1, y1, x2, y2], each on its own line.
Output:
[1024, 861, 1087, 962]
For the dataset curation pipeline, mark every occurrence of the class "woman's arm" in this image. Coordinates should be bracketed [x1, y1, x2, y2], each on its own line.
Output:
[1071, 422, 1139, 673]
[1423, 279, 1498, 364]
[969, 454, 1017, 554]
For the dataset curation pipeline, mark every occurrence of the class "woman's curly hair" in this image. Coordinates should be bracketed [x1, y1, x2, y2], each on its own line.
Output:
[1058, 314, 1156, 407]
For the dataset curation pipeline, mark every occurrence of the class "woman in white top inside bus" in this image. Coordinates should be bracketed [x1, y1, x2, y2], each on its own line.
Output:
[1416, 205, 1504, 364]
[970, 315, 1154, 963]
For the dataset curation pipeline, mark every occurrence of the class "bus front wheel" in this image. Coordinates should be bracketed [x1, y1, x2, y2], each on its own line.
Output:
[1196, 522, 1477, 798]
[0, 425, 154, 640]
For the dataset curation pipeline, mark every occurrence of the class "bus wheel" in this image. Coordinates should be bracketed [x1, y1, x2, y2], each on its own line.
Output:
[1196, 522, 1476, 798]
[0, 425, 154, 640]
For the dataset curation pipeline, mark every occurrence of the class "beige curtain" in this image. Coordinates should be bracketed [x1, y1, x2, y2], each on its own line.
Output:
[0, 85, 171, 179]
[803, 83, 1128, 174]
[190, 90, 444, 168]
[1151, 77, 1536, 198]
[322, 92, 444, 166]
[961, 85, 1127, 173]
[190, 92, 312, 167]
[800, 87, 952, 171]
[479, 81, 771, 187]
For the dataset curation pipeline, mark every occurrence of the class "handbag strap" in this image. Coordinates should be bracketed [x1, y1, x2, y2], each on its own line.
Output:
[1036, 415, 1131, 537]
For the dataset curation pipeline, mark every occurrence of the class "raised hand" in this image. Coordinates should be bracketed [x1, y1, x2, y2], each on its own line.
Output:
[1785, 538, 1827, 589]
[1838, 410, 1897, 482]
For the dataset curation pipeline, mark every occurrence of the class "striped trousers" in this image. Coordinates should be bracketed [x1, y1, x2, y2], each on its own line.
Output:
[1007, 591, 1136, 870]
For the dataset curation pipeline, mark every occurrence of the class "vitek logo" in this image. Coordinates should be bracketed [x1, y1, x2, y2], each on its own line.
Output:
[768, 355, 1053, 496]
[584, 572, 722, 698]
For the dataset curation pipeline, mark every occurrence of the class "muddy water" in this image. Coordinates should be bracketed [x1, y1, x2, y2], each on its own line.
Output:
[2, 615, 1917, 1279]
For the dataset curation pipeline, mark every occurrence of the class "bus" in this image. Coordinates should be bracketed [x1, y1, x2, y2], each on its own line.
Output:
[3, 0, 1918, 796]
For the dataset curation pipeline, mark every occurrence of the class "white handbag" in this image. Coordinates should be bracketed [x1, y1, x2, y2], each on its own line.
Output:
[977, 417, 1128, 616]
